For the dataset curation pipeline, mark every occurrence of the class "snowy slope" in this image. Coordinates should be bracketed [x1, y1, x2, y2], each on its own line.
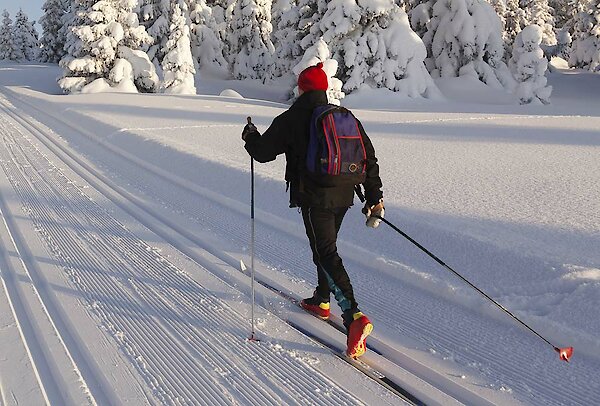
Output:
[1, 62, 599, 405]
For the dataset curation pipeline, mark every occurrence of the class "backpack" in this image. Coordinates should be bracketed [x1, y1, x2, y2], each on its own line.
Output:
[305, 105, 367, 187]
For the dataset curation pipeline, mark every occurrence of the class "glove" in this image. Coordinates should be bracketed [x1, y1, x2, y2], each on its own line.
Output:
[364, 200, 384, 228]
[242, 117, 258, 141]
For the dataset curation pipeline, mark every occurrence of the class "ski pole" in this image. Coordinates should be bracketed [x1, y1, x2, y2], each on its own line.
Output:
[372, 214, 573, 362]
[247, 117, 259, 342]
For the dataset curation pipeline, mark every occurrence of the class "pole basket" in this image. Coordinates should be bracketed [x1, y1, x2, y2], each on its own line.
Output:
[248, 333, 260, 343]
[555, 346, 573, 362]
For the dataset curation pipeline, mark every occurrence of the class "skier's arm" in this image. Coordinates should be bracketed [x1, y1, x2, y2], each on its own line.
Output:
[244, 115, 289, 163]
[358, 121, 383, 206]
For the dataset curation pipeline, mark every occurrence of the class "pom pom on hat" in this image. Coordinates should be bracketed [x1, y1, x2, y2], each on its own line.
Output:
[298, 62, 328, 92]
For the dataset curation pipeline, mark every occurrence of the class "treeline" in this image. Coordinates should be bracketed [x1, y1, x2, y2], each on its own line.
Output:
[2, 1, 599, 103]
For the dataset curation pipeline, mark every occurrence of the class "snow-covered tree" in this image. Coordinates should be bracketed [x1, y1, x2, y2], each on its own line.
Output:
[39, 0, 69, 63]
[305, 0, 438, 97]
[510, 25, 552, 103]
[268, 0, 304, 79]
[415, 0, 514, 89]
[487, 0, 507, 31]
[521, 0, 557, 47]
[0, 10, 17, 60]
[189, 0, 228, 75]
[12, 9, 40, 61]
[551, 0, 572, 29]
[228, 0, 275, 80]
[139, 0, 170, 66]
[161, 3, 196, 94]
[292, 38, 345, 104]
[59, 0, 158, 93]
[569, 0, 600, 70]
[505, 0, 529, 49]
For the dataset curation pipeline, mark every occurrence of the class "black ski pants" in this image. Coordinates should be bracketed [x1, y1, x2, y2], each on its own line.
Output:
[301, 206, 358, 313]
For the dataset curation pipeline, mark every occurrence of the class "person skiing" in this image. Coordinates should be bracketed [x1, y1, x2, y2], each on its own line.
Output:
[242, 63, 384, 358]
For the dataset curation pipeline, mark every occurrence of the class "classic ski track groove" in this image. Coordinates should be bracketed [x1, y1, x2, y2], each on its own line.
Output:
[4, 90, 599, 405]
[0, 118, 105, 405]
[0, 98, 381, 405]
[0, 193, 58, 405]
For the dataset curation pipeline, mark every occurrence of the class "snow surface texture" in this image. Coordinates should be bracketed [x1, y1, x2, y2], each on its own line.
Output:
[0, 62, 599, 405]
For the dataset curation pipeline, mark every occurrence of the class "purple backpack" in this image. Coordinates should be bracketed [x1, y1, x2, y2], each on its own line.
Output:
[306, 105, 367, 187]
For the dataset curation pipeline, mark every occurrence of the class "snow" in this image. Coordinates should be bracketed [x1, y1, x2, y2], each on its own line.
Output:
[0, 61, 599, 405]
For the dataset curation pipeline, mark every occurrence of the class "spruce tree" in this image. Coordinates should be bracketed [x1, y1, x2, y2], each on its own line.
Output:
[0, 10, 17, 61]
[314, 0, 438, 96]
[292, 38, 345, 104]
[509, 25, 552, 103]
[521, 0, 557, 47]
[551, 0, 572, 29]
[189, 0, 228, 74]
[161, 3, 197, 93]
[268, 0, 303, 79]
[140, 0, 171, 66]
[505, 0, 529, 54]
[59, 0, 156, 93]
[40, 0, 68, 63]
[228, 0, 275, 80]
[411, 0, 514, 89]
[12, 9, 39, 61]
[569, 0, 600, 70]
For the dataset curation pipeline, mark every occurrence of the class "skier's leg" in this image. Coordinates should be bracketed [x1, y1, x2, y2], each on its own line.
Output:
[301, 206, 357, 313]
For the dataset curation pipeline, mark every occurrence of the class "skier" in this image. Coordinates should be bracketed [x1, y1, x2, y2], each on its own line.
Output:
[242, 63, 384, 358]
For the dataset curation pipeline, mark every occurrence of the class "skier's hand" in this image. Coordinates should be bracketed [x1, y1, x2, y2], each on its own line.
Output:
[242, 117, 258, 141]
[363, 200, 384, 228]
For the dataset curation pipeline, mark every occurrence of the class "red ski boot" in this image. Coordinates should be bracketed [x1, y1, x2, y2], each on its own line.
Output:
[300, 293, 330, 320]
[345, 312, 373, 358]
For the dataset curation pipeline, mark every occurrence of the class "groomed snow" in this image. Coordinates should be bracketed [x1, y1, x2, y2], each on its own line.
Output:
[0, 62, 599, 405]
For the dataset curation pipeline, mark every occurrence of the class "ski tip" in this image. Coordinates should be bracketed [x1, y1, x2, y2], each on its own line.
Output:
[240, 260, 247, 272]
[556, 346, 573, 362]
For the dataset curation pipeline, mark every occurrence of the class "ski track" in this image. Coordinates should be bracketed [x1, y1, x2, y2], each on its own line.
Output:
[0, 98, 377, 405]
[4, 89, 600, 405]
[34, 108, 599, 405]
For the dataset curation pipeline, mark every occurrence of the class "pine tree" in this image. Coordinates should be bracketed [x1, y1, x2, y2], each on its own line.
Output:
[509, 25, 552, 103]
[0, 10, 17, 60]
[40, 0, 68, 63]
[12, 9, 39, 61]
[161, 3, 197, 93]
[59, 0, 157, 93]
[228, 0, 275, 80]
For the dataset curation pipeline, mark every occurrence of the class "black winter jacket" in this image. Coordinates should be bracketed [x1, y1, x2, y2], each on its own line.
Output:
[244, 90, 383, 208]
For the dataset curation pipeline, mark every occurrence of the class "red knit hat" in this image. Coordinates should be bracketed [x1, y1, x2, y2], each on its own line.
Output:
[298, 62, 328, 92]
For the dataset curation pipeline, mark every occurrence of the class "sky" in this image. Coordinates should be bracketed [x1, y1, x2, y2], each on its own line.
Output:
[0, 0, 44, 26]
